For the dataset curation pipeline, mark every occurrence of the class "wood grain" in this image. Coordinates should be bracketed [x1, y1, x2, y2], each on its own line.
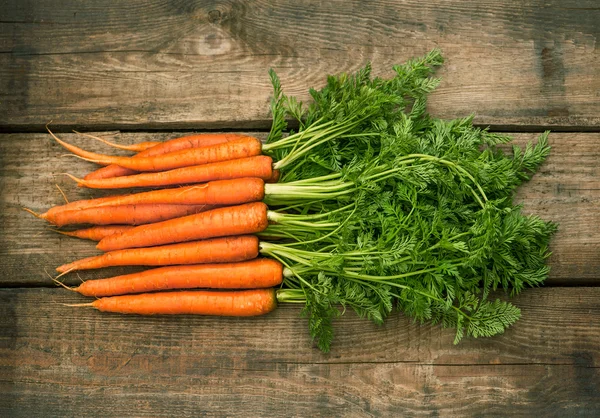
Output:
[1, 131, 597, 286]
[1, 0, 599, 131]
[0, 287, 598, 416]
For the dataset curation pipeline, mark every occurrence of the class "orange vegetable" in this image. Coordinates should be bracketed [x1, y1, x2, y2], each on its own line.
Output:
[48, 204, 214, 227]
[72, 156, 273, 189]
[97, 202, 269, 251]
[51, 130, 262, 172]
[69, 289, 277, 316]
[66, 259, 283, 296]
[56, 235, 259, 273]
[85, 133, 247, 180]
[86, 178, 265, 208]
[54, 225, 134, 241]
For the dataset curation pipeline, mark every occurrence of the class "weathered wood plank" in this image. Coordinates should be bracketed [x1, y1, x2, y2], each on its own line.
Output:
[0, 287, 598, 416]
[1, 0, 599, 130]
[1, 132, 597, 286]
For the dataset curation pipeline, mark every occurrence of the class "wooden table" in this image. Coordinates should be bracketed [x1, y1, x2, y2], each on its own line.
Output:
[1, 1, 599, 415]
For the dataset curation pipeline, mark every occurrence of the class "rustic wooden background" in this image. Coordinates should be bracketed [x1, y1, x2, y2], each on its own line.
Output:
[1, 0, 599, 416]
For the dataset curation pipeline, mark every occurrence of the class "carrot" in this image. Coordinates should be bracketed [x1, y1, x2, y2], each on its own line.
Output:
[54, 225, 134, 241]
[50, 129, 262, 172]
[71, 156, 273, 189]
[56, 235, 259, 273]
[85, 133, 247, 180]
[87, 178, 265, 208]
[49, 204, 214, 227]
[65, 259, 283, 296]
[68, 289, 277, 316]
[97, 202, 269, 251]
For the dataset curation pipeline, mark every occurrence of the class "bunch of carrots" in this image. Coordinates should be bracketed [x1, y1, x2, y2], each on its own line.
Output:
[27, 50, 556, 351]
[36, 130, 294, 317]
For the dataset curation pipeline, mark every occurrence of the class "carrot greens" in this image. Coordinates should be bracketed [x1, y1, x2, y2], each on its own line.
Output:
[259, 50, 556, 351]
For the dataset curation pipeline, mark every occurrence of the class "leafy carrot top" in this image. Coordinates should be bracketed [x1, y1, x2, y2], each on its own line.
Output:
[261, 50, 556, 352]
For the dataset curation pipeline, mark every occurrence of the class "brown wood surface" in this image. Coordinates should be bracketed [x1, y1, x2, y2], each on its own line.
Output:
[1, 132, 597, 286]
[1, 0, 599, 131]
[1, 287, 598, 416]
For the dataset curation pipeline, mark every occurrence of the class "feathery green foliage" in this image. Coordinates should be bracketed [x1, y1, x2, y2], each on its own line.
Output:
[266, 50, 556, 352]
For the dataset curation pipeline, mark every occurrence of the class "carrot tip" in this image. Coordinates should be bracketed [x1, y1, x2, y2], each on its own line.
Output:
[62, 172, 85, 184]
[45, 269, 77, 292]
[62, 302, 95, 308]
[47, 227, 70, 236]
[78, 131, 136, 152]
[55, 183, 70, 203]
[56, 268, 75, 278]
[22, 207, 43, 219]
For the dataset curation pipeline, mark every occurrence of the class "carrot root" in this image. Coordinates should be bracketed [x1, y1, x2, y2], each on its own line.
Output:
[83, 289, 277, 316]
[73, 130, 160, 152]
[52, 277, 77, 292]
[63, 302, 95, 307]
[22, 207, 43, 219]
[55, 184, 69, 203]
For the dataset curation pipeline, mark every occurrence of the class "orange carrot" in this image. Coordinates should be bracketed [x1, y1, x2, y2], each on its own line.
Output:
[88, 178, 265, 208]
[69, 289, 277, 316]
[85, 133, 248, 180]
[97, 202, 269, 251]
[51, 129, 262, 172]
[67, 259, 283, 296]
[72, 156, 273, 189]
[49, 204, 214, 227]
[54, 225, 134, 241]
[56, 235, 259, 273]
[75, 132, 161, 152]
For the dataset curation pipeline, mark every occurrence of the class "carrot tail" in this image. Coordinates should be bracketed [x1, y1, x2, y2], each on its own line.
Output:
[55, 184, 69, 203]
[52, 277, 78, 292]
[22, 207, 44, 220]
[63, 302, 95, 307]
[73, 130, 160, 152]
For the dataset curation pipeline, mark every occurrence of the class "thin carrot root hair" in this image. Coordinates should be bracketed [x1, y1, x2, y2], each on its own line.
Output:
[175, 183, 209, 197]
[56, 267, 75, 279]
[61, 154, 101, 164]
[76, 272, 85, 285]
[32, 229, 47, 238]
[63, 173, 84, 184]
[74, 131, 133, 152]
[55, 184, 69, 203]
[44, 268, 75, 292]
[74, 130, 152, 152]
[48, 228, 71, 237]
[22, 207, 43, 219]
[52, 277, 77, 292]
[62, 302, 95, 307]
